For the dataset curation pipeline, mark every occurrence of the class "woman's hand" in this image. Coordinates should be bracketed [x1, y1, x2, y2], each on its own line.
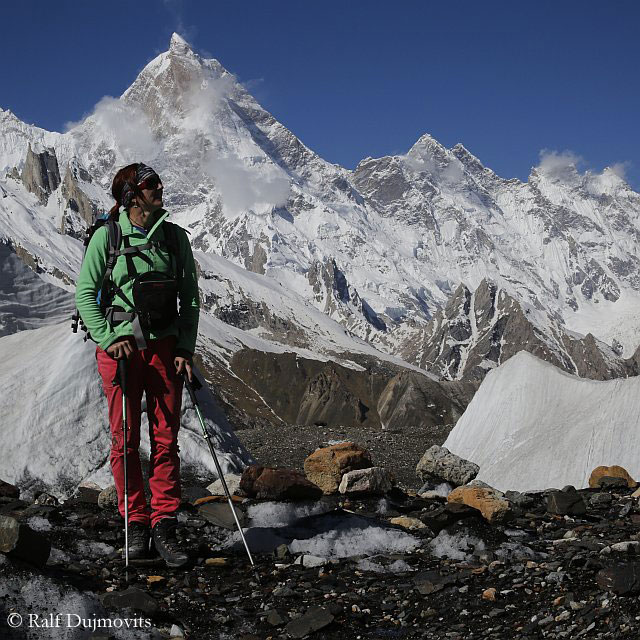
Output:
[106, 338, 134, 360]
[175, 356, 193, 382]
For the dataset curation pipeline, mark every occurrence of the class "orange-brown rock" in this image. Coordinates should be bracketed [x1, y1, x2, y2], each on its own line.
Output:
[240, 464, 322, 500]
[588, 465, 637, 489]
[447, 485, 512, 523]
[303, 442, 373, 494]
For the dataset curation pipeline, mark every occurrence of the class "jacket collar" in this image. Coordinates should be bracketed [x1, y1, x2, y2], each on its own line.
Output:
[118, 207, 169, 239]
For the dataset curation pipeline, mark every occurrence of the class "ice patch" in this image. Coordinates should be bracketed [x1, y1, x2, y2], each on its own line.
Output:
[356, 557, 416, 573]
[428, 529, 486, 561]
[376, 497, 391, 515]
[75, 540, 116, 558]
[247, 500, 333, 527]
[0, 574, 156, 639]
[288, 524, 420, 559]
[27, 516, 52, 532]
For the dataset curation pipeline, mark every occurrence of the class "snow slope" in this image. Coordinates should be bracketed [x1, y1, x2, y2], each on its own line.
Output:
[443, 351, 640, 492]
[0, 321, 250, 496]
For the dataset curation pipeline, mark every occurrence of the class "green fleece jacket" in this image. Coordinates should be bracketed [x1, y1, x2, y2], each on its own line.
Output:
[75, 207, 200, 356]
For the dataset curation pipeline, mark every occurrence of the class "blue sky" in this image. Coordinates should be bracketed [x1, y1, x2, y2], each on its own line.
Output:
[2, 0, 639, 188]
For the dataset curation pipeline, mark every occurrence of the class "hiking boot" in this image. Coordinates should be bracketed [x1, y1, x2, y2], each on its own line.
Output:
[127, 522, 150, 560]
[152, 517, 189, 568]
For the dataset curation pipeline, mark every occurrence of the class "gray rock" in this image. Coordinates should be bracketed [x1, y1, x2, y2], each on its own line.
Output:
[206, 474, 242, 497]
[338, 467, 394, 495]
[546, 489, 586, 516]
[599, 476, 629, 490]
[198, 501, 246, 530]
[0, 479, 19, 499]
[284, 605, 334, 638]
[100, 587, 158, 614]
[596, 563, 640, 595]
[181, 485, 211, 503]
[75, 482, 101, 504]
[34, 493, 58, 506]
[505, 491, 536, 508]
[610, 541, 640, 554]
[266, 609, 285, 626]
[0, 515, 51, 567]
[416, 445, 479, 486]
[293, 554, 327, 568]
[589, 492, 612, 508]
[98, 486, 119, 510]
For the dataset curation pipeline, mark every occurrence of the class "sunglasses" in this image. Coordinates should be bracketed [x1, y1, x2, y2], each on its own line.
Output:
[137, 174, 162, 190]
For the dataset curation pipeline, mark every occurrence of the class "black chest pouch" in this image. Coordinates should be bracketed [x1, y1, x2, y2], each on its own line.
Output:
[132, 271, 178, 330]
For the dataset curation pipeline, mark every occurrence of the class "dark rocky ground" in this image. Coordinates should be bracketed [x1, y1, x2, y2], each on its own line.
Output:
[233, 422, 452, 490]
[2, 479, 640, 640]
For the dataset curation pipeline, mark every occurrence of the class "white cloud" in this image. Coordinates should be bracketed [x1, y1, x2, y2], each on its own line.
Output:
[538, 149, 630, 192]
[609, 161, 630, 180]
[537, 149, 583, 178]
[204, 151, 291, 219]
[181, 76, 290, 219]
[65, 96, 160, 163]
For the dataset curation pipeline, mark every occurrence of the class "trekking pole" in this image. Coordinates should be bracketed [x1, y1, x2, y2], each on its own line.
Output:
[116, 358, 130, 575]
[181, 370, 261, 584]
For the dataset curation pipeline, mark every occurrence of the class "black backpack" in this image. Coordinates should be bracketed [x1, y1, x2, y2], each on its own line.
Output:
[71, 213, 183, 345]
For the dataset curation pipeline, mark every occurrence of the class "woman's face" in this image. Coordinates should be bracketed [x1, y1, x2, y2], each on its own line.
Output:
[137, 177, 164, 213]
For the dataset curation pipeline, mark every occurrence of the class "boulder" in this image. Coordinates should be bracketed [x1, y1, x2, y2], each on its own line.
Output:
[198, 502, 246, 530]
[416, 446, 479, 487]
[207, 474, 242, 497]
[447, 485, 512, 523]
[599, 476, 630, 490]
[420, 503, 479, 534]
[0, 515, 51, 567]
[75, 481, 102, 504]
[100, 587, 158, 614]
[284, 606, 334, 638]
[97, 486, 119, 510]
[303, 442, 373, 494]
[596, 563, 640, 595]
[180, 485, 211, 504]
[338, 467, 394, 495]
[546, 488, 586, 516]
[390, 516, 428, 530]
[34, 493, 58, 506]
[240, 465, 322, 500]
[0, 479, 19, 499]
[589, 465, 636, 489]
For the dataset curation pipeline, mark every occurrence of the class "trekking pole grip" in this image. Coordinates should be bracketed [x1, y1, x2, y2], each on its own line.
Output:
[117, 358, 127, 391]
[182, 371, 198, 404]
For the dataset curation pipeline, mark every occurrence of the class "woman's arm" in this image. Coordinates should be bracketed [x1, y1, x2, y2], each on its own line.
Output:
[75, 225, 119, 350]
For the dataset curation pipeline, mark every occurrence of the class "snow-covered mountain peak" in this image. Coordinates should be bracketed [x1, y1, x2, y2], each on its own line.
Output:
[406, 133, 449, 159]
[169, 32, 195, 55]
[450, 143, 489, 176]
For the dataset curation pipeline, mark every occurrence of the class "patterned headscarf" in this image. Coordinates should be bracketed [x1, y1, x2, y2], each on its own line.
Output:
[121, 163, 159, 208]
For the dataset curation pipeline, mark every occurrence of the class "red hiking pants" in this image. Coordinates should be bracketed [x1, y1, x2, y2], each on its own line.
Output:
[96, 335, 183, 528]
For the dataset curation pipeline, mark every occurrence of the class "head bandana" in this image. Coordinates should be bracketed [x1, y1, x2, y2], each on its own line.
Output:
[120, 163, 159, 208]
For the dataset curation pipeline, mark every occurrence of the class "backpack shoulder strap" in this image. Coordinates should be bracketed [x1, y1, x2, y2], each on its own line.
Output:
[162, 221, 183, 284]
[98, 219, 122, 308]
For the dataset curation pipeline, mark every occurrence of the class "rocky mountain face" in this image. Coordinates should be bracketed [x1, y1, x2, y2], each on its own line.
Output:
[398, 279, 635, 381]
[224, 347, 475, 431]
[20, 144, 60, 204]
